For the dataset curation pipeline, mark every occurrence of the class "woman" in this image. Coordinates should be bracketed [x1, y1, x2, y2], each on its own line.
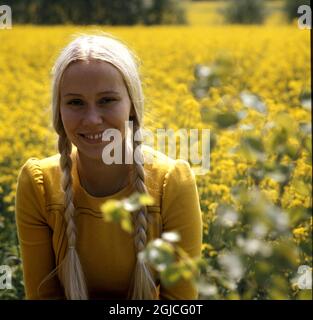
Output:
[15, 32, 203, 300]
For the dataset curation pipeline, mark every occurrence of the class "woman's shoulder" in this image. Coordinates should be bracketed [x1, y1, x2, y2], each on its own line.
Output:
[19, 153, 61, 180]
[142, 144, 193, 173]
[142, 144, 195, 193]
[17, 153, 63, 202]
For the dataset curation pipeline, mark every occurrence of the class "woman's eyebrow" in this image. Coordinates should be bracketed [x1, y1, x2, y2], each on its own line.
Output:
[99, 91, 120, 95]
[63, 90, 119, 97]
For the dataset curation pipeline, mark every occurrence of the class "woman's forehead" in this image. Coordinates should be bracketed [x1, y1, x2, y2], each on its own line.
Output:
[60, 60, 126, 95]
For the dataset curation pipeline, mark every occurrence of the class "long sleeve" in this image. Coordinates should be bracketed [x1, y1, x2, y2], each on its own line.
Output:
[159, 159, 203, 300]
[15, 158, 64, 299]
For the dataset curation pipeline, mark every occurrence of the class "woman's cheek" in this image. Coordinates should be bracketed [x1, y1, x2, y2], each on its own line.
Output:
[105, 107, 128, 131]
[60, 108, 77, 138]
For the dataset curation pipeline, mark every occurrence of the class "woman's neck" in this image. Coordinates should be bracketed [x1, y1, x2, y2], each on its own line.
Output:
[76, 150, 132, 197]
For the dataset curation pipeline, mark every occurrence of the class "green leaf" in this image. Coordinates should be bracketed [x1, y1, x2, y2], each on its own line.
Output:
[121, 218, 133, 234]
[101, 200, 123, 222]
[139, 193, 155, 206]
[123, 192, 141, 211]
[293, 180, 312, 197]
[160, 264, 182, 287]
[215, 112, 240, 128]
[242, 137, 264, 153]
[241, 136, 265, 161]
[271, 128, 288, 149]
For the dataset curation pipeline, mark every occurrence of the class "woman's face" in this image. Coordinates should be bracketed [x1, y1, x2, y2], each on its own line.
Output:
[60, 60, 133, 161]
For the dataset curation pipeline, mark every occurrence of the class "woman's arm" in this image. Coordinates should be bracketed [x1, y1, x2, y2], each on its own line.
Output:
[159, 159, 203, 300]
[15, 158, 65, 299]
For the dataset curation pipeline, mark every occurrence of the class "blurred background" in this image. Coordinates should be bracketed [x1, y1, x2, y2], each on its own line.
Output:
[3, 0, 312, 26]
[0, 0, 311, 300]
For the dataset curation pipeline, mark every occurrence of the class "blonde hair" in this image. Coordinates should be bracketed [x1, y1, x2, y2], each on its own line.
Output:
[39, 32, 158, 300]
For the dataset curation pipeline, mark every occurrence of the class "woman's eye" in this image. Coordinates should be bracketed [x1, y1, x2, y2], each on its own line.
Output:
[99, 98, 115, 104]
[66, 98, 115, 107]
[67, 99, 83, 106]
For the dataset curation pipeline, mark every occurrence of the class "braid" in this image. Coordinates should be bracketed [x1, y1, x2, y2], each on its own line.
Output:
[59, 135, 76, 248]
[57, 133, 88, 299]
[127, 119, 158, 300]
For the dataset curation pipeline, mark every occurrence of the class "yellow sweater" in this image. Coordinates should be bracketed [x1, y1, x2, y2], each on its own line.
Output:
[15, 145, 203, 300]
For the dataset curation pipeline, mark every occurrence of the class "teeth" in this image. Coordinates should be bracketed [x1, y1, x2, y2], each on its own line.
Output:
[84, 132, 103, 140]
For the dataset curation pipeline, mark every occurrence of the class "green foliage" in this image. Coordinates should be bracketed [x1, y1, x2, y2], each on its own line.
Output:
[141, 0, 187, 25]
[101, 192, 155, 233]
[144, 238, 202, 287]
[100, 194, 203, 289]
[201, 187, 296, 299]
[5, 0, 186, 25]
[221, 0, 267, 24]
[192, 54, 237, 99]
[192, 62, 312, 299]
[283, 0, 311, 22]
[99, 171, 312, 299]
[215, 112, 240, 128]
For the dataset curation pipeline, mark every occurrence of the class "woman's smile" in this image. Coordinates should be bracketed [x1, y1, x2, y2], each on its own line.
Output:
[78, 131, 105, 144]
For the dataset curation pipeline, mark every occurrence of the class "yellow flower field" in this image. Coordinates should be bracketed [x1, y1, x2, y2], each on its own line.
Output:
[0, 24, 311, 299]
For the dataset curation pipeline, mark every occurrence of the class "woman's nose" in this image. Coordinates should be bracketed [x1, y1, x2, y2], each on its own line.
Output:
[82, 105, 103, 125]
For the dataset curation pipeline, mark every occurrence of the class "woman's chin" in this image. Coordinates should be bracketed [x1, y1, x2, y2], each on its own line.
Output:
[75, 136, 126, 164]
[76, 143, 110, 163]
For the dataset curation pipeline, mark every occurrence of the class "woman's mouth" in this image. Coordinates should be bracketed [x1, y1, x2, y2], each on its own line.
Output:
[78, 132, 104, 144]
